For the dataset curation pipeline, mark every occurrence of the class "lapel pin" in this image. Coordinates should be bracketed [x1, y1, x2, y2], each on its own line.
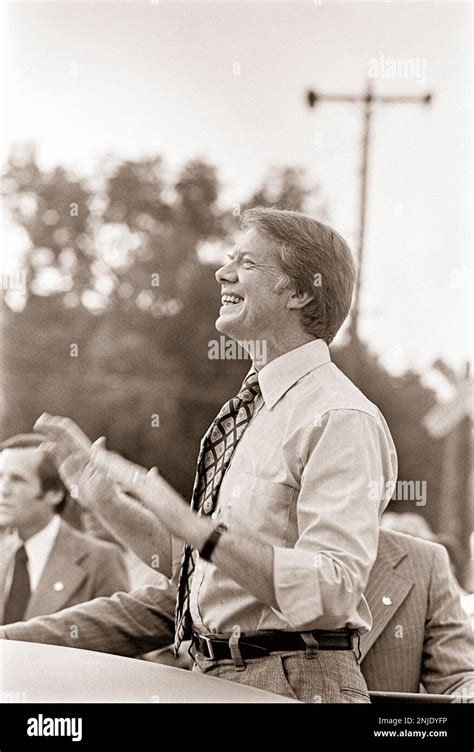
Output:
[382, 595, 392, 606]
[53, 581, 64, 592]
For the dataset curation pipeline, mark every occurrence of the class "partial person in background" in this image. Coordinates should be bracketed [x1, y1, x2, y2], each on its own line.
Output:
[380, 511, 437, 541]
[0, 434, 129, 625]
[362, 528, 474, 699]
[435, 534, 474, 629]
[381, 511, 474, 627]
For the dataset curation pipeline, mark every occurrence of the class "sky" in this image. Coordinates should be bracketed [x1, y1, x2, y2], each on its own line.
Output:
[1, 0, 472, 377]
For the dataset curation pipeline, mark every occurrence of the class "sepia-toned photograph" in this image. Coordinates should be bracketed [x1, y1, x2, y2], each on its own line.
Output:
[0, 0, 472, 741]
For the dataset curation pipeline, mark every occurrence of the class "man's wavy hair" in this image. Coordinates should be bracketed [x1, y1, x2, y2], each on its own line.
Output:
[241, 207, 356, 344]
[0, 433, 67, 514]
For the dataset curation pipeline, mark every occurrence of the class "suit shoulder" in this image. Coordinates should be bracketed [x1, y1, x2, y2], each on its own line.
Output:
[379, 529, 446, 566]
[59, 520, 124, 561]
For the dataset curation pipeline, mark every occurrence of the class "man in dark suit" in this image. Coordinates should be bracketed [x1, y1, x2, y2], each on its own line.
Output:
[0, 435, 128, 624]
[1, 528, 472, 700]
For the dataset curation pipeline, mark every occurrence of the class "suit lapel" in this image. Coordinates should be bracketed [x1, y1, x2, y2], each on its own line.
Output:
[0, 531, 19, 624]
[360, 534, 415, 660]
[25, 522, 87, 619]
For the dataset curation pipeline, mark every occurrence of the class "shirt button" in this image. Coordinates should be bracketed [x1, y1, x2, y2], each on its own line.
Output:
[203, 499, 213, 514]
[382, 596, 392, 606]
[197, 564, 203, 573]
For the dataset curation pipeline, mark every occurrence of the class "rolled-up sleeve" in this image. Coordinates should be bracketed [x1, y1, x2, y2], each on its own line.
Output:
[272, 409, 398, 632]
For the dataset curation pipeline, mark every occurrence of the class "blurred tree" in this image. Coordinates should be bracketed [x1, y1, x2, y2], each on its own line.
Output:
[1, 151, 231, 495]
[333, 338, 443, 533]
[248, 166, 315, 213]
[3, 144, 94, 299]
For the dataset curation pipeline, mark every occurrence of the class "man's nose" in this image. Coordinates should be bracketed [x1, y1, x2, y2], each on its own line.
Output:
[0, 480, 11, 496]
[215, 261, 238, 285]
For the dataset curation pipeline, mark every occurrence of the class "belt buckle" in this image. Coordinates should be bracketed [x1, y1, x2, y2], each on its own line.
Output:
[201, 634, 215, 660]
[352, 630, 362, 661]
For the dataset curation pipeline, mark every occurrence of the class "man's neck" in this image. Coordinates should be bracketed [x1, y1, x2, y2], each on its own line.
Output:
[18, 516, 55, 542]
[252, 332, 317, 371]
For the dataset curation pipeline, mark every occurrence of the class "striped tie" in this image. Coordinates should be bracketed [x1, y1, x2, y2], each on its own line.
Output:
[173, 369, 261, 654]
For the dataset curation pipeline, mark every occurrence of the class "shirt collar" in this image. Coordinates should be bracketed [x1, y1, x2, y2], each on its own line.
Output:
[2, 527, 20, 554]
[23, 514, 61, 561]
[257, 339, 331, 409]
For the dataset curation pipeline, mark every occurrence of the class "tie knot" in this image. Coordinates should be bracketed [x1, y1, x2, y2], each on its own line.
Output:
[16, 545, 28, 563]
[238, 370, 261, 402]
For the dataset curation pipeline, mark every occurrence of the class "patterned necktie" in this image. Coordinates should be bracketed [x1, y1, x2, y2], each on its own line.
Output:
[4, 545, 31, 625]
[174, 369, 261, 654]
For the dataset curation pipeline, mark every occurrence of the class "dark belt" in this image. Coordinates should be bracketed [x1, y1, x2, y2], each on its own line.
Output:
[192, 628, 356, 660]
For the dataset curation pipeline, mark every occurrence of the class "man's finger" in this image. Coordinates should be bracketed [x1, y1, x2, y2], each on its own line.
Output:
[34, 413, 52, 431]
[38, 441, 56, 454]
[35, 415, 92, 450]
[39, 439, 70, 462]
[92, 436, 107, 448]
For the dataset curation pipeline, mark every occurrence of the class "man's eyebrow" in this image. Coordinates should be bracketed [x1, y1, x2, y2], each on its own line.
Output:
[227, 248, 254, 262]
[227, 248, 242, 261]
[4, 472, 25, 481]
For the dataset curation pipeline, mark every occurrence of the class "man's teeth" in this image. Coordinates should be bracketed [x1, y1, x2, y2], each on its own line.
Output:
[221, 295, 243, 305]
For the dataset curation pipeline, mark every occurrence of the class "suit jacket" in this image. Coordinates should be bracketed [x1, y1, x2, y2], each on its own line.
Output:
[2, 530, 473, 699]
[361, 530, 474, 697]
[1, 520, 129, 624]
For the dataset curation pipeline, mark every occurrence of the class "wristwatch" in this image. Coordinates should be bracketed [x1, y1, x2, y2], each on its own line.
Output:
[199, 523, 228, 561]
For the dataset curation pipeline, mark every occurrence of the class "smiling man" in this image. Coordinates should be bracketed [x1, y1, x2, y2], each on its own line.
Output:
[24, 208, 398, 703]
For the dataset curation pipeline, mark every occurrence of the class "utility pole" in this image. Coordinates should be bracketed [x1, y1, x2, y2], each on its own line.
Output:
[306, 81, 432, 341]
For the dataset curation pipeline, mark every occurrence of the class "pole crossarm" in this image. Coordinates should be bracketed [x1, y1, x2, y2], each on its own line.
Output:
[307, 91, 432, 106]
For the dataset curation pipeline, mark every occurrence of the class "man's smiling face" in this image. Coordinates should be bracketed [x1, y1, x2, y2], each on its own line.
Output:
[215, 227, 290, 343]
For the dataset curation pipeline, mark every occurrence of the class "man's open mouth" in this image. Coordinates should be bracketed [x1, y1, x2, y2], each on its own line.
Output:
[221, 293, 244, 307]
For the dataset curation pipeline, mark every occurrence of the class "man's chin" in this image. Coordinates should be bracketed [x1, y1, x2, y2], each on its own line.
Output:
[215, 315, 241, 338]
[0, 515, 15, 529]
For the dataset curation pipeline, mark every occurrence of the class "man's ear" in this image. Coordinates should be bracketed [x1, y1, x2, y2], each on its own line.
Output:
[286, 290, 315, 310]
[43, 488, 63, 510]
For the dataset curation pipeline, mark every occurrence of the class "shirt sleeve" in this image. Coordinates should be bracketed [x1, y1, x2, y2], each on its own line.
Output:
[272, 409, 398, 631]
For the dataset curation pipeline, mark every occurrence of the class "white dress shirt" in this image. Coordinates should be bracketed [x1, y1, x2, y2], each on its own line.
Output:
[24, 514, 62, 592]
[3, 515, 62, 597]
[189, 339, 398, 635]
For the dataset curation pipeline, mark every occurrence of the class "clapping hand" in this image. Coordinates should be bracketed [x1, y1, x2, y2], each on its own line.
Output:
[34, 414, 92, 464]
[33, 413, 195, 541]
[33, 414, 104, 505]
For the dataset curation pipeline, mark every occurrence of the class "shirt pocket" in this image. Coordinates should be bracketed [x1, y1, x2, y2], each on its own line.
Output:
[224, 472, 297, 545]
